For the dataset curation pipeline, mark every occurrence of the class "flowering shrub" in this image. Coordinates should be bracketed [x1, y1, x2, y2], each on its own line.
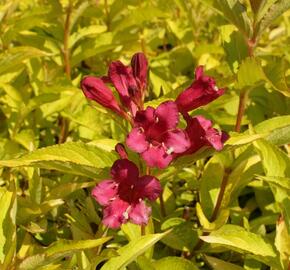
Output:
[81, 53, 227, 227]
[82, 54, 226, 168]
[0, 1, 289, 270]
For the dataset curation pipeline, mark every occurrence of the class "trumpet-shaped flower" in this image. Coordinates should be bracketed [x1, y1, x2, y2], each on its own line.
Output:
[183, 115, 227, 155]
[108, 52, 148, 115]
[81, 76, 124, 116]
[92, 159, 161, 229]
[126, 101, 190, 169]
[176, 66, 224, 114]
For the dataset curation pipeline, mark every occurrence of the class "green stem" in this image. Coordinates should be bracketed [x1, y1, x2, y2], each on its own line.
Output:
[63, 0, 72, 80]
[191, 170, 230, 254]
[234, 35, 255, 133]
[59, 1, 72, 144]
[209, 170, 230, 222]
[97, 226, 108, 255]
[59, 117, 69, 144]
[234, 89, 249, 133]
[141, 224, 146, 236]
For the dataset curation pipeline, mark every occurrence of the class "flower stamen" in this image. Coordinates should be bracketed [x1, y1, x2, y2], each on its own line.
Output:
[166, 147, 174, 155]
[213, 85, 219, 91]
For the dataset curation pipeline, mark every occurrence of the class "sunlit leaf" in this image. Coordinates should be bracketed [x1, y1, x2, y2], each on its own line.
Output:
[237, 57, 265, 89]
[196, 203, 229, 231]
[69, 25, 107, 48]
[101, 232, 169, 270]
[205, 255, 245, 270]
[19, 238, 111, 270]
[0, 189, 16, 268]
[255, 0, 290, 38]
[203, 0, 252, 37]
[0, 47, 49, 75]
[161, 220, 198, 252]
[153, 256, 199, 270]
[0, 142, 117, 178]
[254, 139, 290, 232]
[200, 224, 282, 269]
[254, 139, 290, 177]
[71, 33, 116, 66]
[263, 58, 290, 97]
[275, 217, 290, 269]
[254, 116, 290, 145]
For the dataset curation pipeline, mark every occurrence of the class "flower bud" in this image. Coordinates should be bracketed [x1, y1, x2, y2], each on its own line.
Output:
[115, 143, 128, 159]
[81, 76, 124, 116]
[131, 52, 148, 91]
[176, 66, 224, 114]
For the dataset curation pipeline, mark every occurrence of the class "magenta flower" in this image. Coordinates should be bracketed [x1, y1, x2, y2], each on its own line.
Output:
[131, 52, 148, 92]
[80, 52, 148, 119]
[126, 101, 190, 169]
[115, 143, 128, 160]
[183, 115, 227, 155]
[81, 76, 124, 117]
[108, 52, 148, 115]
[92, 159, 161, 229]
[175, 66, 224, 114]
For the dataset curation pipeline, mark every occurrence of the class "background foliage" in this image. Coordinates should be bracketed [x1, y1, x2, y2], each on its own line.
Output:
[0, 0, 289, 269]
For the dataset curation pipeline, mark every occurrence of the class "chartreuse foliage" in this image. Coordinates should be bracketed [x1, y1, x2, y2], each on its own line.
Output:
[0, 142, 117, 178]
[0, 0, 289, 269]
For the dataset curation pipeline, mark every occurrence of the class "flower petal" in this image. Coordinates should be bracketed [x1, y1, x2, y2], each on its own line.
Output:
[195, 65, 204, 80]
[163, 129, 190, 153]
[205, 128, 224, 150]
[141, 146, 173, 169]
[80, 76, 123, 115]
[136, 176, 162, 201]
[108, 61, 139, 109]
[91, 180, 118, 206]
[110, 159, 139, 182]
[221, 131, 229, 143]
[102, 199, 130, 229]
[134, 106, 155, 129]
[108, 61, 130, 97]
[194, 116, 224, 150]
[131, 52, 148, 91]
[155, 101, 179, 129]
[126, 127, 149, 153]
[183, 116, 208, 154]
[185, 116, 225, 154]
[115, 143, 128, 159]
[194, 115, 212, 129]
[129, 200, 151, 225]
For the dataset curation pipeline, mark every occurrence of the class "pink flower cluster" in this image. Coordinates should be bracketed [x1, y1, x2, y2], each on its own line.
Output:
[81, 52, 227, 228]
[81, 53, 148, 119]
[91, 159, 161, 228]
